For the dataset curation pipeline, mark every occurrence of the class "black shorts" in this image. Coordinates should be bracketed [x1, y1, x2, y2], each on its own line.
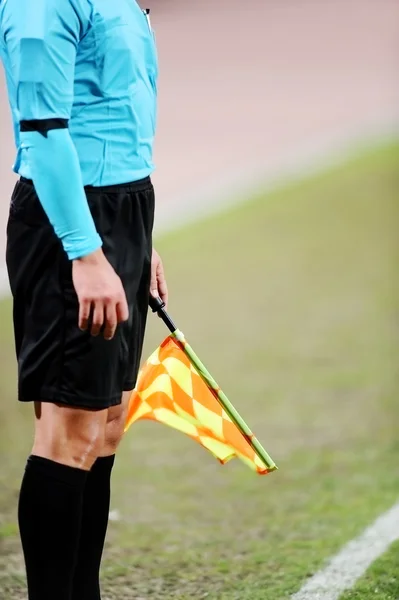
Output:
[6, 177, 155, 409]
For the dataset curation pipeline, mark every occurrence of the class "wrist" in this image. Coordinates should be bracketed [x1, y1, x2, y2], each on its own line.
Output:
[67, 235, 103, 262]
[72, 247, 104, 265]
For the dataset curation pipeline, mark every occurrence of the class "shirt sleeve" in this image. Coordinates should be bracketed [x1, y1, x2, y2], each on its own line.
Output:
[4, 0, 89, 120]
[1, 0, 102, 260]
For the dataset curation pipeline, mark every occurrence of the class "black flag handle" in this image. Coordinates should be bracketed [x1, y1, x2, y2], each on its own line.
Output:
[149, 295, 177, 334]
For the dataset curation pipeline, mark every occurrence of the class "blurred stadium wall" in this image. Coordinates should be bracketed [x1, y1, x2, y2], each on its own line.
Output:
[0, 0, 398, 290]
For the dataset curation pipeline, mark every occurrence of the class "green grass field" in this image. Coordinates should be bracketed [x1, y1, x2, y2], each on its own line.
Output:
[340, 540, 399, 600]
[0, 142, 398, 599]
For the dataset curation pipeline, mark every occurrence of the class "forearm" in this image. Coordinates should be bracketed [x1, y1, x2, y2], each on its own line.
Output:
[21, 128, 102, 260]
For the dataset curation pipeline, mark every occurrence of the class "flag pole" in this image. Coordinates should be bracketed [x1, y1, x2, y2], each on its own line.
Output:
[150, 296, 177, 334]
[149, 297, 277, 473]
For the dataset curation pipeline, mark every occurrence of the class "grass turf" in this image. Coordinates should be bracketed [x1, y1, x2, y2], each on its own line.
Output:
[340, 540, 399, 600]
[0, 141, 398, 599]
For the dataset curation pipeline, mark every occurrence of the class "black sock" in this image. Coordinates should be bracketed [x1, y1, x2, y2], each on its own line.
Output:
[72, 454, 115, 600]
[18, 455, 88, 600]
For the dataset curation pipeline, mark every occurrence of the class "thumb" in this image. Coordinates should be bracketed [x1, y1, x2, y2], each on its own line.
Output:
[150, 272, 158, 298]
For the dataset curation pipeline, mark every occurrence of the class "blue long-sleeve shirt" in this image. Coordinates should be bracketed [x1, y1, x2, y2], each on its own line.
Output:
[0, 0, 158, 259]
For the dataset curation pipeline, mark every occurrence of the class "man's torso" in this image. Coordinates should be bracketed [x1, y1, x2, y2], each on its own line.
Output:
[0, 0, 158, 186]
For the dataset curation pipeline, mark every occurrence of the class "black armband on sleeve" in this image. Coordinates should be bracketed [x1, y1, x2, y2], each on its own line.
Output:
[20, 118, 69, 138]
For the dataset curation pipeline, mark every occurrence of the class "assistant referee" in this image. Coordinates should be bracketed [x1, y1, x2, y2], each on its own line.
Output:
[0, 1, 167, 598]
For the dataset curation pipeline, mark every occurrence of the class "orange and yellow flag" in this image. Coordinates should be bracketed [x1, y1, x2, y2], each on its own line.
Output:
[125, 335, 276, 474]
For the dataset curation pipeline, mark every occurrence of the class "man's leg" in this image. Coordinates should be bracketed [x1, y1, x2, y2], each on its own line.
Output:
[72, 391, 131, 600]
[7, 177, 155, 599]
[18, 401, 107, 600]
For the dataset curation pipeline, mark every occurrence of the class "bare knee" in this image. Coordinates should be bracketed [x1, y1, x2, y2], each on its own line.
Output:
[103, 408, 126, 456]
[101, 391, 130, 456]
[32, 402, 108, 470]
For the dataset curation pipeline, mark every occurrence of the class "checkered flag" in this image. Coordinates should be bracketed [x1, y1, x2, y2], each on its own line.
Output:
[125, 301, 277, 475]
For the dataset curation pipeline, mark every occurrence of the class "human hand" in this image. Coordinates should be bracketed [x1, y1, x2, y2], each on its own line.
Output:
[72, 249, 129, 340]
[150, 248, 168, 310]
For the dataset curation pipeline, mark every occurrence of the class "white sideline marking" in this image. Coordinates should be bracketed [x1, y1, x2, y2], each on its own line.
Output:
[291, 501, 399, 600]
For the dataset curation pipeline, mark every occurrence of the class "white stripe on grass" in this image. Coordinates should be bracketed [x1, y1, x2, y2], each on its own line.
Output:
[291, 501, 399, 600]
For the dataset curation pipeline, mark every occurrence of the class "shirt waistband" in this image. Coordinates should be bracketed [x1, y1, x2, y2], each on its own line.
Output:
[19, 176, 152, 194]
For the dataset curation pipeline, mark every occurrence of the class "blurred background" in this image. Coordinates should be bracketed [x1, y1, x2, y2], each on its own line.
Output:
[0, 1, 398, 599]
[1, 0, 398, 275]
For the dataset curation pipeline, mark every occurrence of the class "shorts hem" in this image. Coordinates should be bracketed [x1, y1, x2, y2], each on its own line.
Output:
[18, 387, 123, 410]
[123, 382, 135, 392]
